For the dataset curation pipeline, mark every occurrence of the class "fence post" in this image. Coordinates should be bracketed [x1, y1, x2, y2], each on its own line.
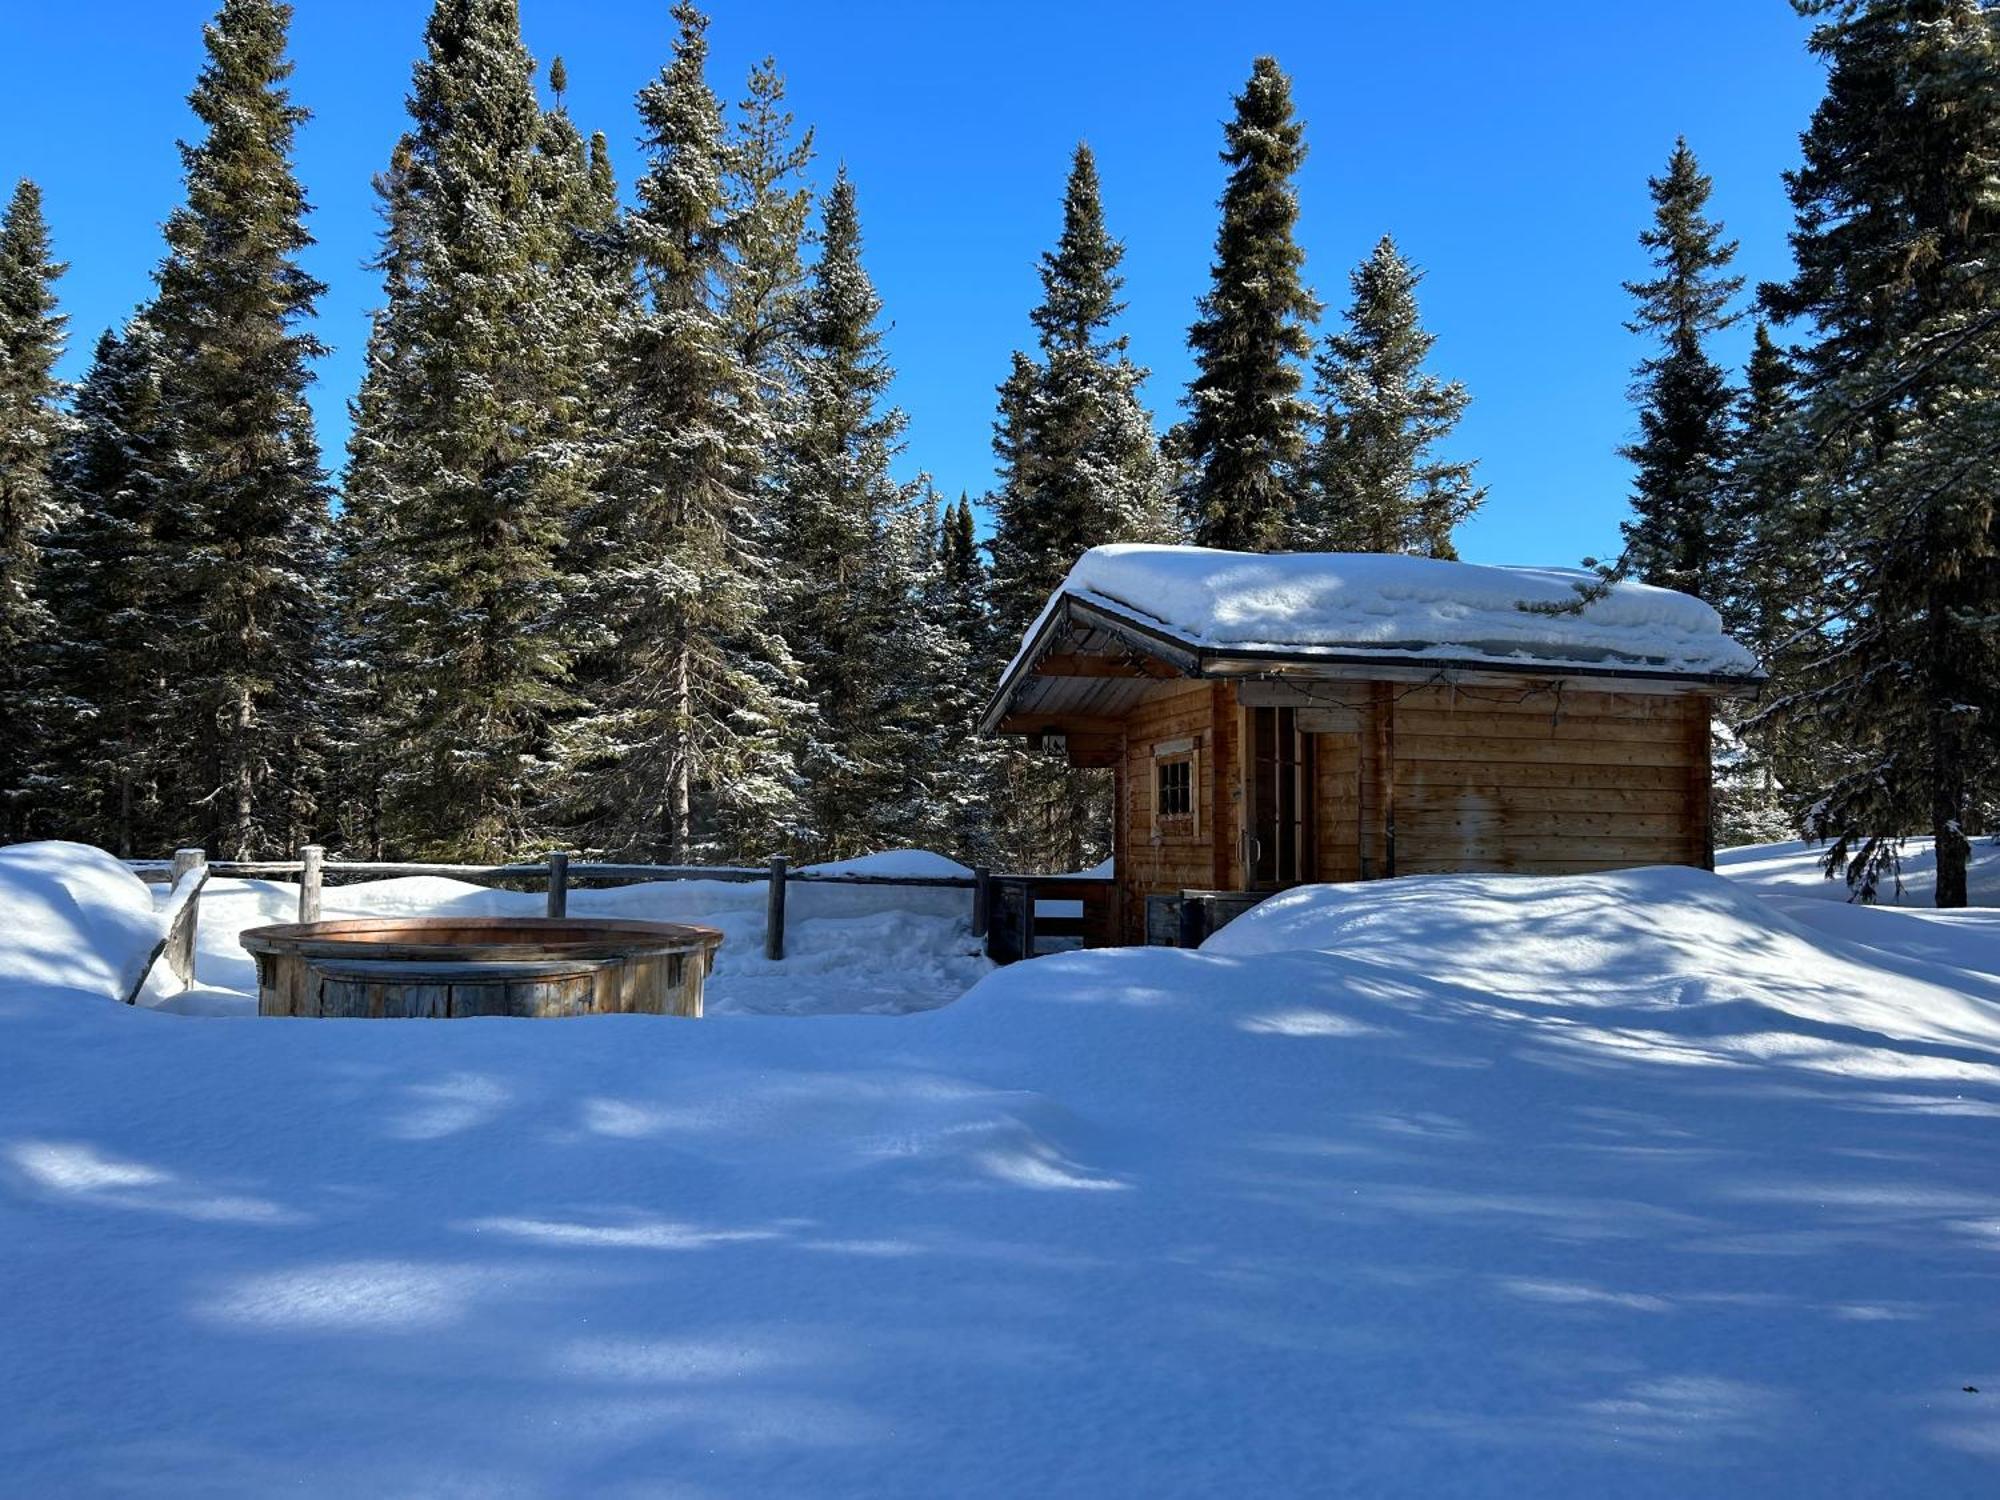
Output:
[546, 849, 569, 918]
[1015, 878, 1036, 963]
[1177, 892, 1208, 950]
[971, 865, 992, 939]
[298, 844, 324, 925]
[764, 855, 788, 961]
[163, 849, 207, 995]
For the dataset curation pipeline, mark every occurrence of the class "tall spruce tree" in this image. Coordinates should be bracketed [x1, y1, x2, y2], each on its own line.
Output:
[776, 167, 909, 856]
[1711, 321, 1812, 846]
[723, 58, 814, 407]
[988, 143, 1170, 637]
[1173, 58, 1318, 552]
[147, 0, 330, 858]
[862, 485, 998, 859]
[0, 180, 66, 835]
[338, 0, 594, 859]
[1619, 137, 1744, 600]
[1299, 235, 1483, 557]
[33, 322, 176, 854]
[1727, 323, 1811, 658]
[1757, 0, 2000, 907]
[554, 0, 804, 861]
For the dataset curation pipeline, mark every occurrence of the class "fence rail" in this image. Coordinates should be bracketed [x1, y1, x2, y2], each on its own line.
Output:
[128, 848, 1116, 964]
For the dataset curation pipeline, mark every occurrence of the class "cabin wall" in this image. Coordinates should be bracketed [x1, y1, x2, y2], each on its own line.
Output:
[1098, 674, 1714, 943]
[1368, 683, 1713, 875]
[1117, 680, 1227, 942]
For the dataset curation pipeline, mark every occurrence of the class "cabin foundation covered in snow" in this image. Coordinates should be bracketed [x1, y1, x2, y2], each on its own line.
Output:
[982, 547, 1764, 945]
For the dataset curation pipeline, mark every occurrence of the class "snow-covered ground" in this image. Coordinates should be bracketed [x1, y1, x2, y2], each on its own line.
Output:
[1720, 834, 2000, 908]
[5, 841, 2000, 1494]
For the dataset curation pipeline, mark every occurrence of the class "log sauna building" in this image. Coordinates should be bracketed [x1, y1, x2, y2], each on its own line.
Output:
[981, 546, 1764, 945]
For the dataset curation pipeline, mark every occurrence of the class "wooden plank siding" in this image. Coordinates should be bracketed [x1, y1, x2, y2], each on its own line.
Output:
[1101, 672, 1715, 942]
[1370, 683, 1711, 876]
[1117, 680, 1224, 942]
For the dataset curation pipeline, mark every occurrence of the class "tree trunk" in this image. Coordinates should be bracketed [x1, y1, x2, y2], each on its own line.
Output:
[1931, 574, 1970, 910]
[667, 633, 692, 864]
[231, 683, 255, 860]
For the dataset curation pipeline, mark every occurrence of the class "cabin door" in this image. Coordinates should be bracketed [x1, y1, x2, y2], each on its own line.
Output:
[1245, 705, 1314, 888]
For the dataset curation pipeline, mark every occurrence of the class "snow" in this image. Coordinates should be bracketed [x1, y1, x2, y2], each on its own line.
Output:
[1720, 835, 2000, 907]
[1021, 543, 1760, 678]
[7, 849, 2000, 1492]
[0, 841, 163, 1004]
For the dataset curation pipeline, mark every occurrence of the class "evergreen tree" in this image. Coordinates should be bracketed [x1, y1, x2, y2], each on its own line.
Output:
[723, 58, 813, 407]
[555, 0, 804, 861]
[1756, 0, 2000, 907]
[1727, 323, 1812, 658]
[33, 322, 175, 854]
[1619, 137, 1744, 600]
[146, 0, 330, 858]
[338, 0, 594, 860]
[988, 143, 1170, 637]
[1299, 235, 1482, 557]
[1173, 58, 1318, 551]
[1712, 322, 1812, 847]
[775, 167, 908, 856]
[864, 486, 999, 860]
[0, 180, 67, 835]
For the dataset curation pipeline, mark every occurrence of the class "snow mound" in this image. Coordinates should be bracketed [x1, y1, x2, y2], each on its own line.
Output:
[801, 849, 970, 879]
[1719, 836, 2000, 907]
[0, 841, 162, 1004]
[1202, 865, 2000, 1058]
[1046, 543, 1758, 676]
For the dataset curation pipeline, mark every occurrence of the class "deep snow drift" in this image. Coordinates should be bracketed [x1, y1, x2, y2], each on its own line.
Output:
[5, 848, 2000, 1495]
[1031, 543, 1759, 676]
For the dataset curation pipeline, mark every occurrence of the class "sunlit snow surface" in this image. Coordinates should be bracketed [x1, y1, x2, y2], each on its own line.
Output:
[4, 840, 2000, 1495]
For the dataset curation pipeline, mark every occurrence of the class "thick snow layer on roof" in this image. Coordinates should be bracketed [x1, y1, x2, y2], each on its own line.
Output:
[1044, 544, 1759, 676]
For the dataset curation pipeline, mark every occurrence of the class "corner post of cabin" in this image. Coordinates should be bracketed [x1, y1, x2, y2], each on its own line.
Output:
[297, 843, 324, 924]
[765, 855, 789, 961]
[546, 849, 569, 918]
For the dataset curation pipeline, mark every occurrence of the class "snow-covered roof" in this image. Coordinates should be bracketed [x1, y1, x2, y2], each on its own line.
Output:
[987, 545, 1760, 730]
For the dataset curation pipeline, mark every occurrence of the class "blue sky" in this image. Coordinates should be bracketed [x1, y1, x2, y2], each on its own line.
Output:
[4, 1, 1825, 566]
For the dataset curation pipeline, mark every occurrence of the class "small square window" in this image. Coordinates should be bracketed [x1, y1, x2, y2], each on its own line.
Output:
[1156, 755, 1195, 834]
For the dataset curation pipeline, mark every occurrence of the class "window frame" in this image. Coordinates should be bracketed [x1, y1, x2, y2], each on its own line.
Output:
[1151, 736, 1201, 840]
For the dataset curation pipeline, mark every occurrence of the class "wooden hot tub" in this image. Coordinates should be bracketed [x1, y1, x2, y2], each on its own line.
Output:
[239, 917, 723, 1019]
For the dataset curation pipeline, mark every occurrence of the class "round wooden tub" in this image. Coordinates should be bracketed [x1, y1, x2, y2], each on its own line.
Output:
[239, 917, 723, 1019]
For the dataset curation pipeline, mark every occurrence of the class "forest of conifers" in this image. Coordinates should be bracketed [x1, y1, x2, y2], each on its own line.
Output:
[0, 1, 1995, 903]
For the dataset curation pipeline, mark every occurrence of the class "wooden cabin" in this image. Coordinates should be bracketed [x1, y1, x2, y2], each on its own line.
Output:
[979, 546, 1763, 945]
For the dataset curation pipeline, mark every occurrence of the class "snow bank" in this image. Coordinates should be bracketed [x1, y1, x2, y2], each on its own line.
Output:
[5, 864, 2000, 1494]
[1205, 864, 2000, 1060]
[1037, 543, 1758, 676]
[1720, 835, 2000, 907]
[0, 841, 161, 1004]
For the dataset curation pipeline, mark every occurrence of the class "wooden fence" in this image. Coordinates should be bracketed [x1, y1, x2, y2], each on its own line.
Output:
[128, 847, 1117, 967]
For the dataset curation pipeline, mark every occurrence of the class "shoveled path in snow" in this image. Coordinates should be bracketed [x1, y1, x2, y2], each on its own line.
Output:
[3, 864, 2000, 1495]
